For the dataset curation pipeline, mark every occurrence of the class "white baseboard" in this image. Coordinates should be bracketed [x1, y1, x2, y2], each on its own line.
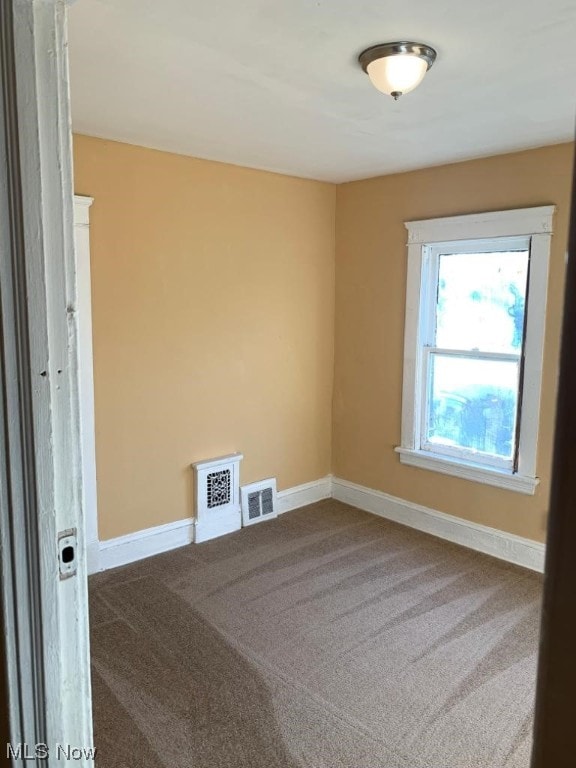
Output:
[332, 477, 545, 573]
[277, 476, 332, 514]
[89, 477, 333, 574]
[88, 474, 545, 575]
[91, 518, 194, 574]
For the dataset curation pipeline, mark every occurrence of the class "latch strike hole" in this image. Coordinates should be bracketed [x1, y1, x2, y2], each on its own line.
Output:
[62, 545, 75, 564]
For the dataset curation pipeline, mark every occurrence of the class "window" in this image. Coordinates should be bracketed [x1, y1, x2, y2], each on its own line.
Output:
[397, 206, 555, 494]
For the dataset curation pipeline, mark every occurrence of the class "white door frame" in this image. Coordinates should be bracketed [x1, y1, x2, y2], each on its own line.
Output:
[74, 196, 100, 572]
[0, 1, 93, 763]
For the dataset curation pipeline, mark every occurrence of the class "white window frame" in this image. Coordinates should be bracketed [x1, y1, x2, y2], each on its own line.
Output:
[396, 206, 555, 495]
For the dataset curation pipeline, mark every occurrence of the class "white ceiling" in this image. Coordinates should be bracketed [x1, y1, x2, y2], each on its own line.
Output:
[68, 0, 576, 183]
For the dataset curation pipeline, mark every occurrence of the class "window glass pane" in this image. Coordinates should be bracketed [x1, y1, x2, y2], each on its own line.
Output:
[426, 354, 520, 461]
[435, 250, 529, 353]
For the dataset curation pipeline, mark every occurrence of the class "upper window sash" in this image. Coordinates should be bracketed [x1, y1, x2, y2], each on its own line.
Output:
[420, 237, 531, 350]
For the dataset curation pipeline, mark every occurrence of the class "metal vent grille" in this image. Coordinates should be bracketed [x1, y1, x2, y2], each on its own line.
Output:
[207, 469, 231, 508]
[261, 487, 274, 515]
[248, 492, 261, 520]
[241, 479, 277, 527]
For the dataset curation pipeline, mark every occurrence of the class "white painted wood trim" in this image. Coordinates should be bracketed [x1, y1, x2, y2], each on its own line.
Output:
[89, 474, 544, 575]
[97, 518, 195, 572]
[195, 508, 242, 543]
[400, 240, 425, 449]
[400, 206, 555, 491]
[332, 477, 545, 572]
[192, 453, 243, 543]
[0, 0, 93, 758]
[405, 205, 555, 244]
[73, 196, 99, 555]
[192, 452, 244, 471]
[89, 476, 333, 573]
[277, 476, 333, 514]
[516, 231, 552, 479]
[73, 193, 93, 223]
[86, 540, 101, 576]
[34, 3, 94, 754]
[395, 447, 539, 494]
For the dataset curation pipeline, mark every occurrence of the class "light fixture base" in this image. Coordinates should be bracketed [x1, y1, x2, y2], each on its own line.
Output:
[358, 41, 437, 74]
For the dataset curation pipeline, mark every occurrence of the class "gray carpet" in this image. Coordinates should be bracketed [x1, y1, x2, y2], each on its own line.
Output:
[89, 499, 542, 768]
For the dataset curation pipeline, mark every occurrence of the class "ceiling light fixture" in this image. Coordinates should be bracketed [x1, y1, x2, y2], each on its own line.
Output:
[358, 41, 437, 100]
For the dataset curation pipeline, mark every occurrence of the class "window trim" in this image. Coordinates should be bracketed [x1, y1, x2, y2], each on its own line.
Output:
[396, 206, 555, 495]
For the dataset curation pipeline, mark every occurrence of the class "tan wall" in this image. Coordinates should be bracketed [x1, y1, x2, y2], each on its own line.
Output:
[73, 135, 335, 541]
[334, 143, 574, 543]
[75, 135, 573, 545]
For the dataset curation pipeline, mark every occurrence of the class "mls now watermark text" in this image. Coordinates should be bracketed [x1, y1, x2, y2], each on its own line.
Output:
[7, 743, 97, 760]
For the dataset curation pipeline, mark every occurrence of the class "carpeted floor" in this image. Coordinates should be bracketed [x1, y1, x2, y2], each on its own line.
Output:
[89, 499, 543, 768]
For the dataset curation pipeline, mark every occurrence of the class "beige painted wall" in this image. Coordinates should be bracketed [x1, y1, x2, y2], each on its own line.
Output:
[75, 135, 573, 545]
[334, 142, 574, 543]
[73, 135, 335, 541]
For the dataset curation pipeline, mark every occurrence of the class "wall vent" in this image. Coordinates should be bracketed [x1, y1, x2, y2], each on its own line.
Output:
[207, 469, 231, 508]
[192, 453, 243, 543]
[241, 479, 278, 527]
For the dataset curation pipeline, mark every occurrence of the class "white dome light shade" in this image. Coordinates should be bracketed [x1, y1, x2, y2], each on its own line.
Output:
[367, 54, 428, 97]
[358, 42, 437, 100]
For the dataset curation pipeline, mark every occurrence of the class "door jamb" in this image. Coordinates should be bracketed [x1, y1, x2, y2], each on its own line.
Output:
[0, 1, 93, 761]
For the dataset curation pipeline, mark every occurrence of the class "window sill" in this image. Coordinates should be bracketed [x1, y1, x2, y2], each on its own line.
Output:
[395, 447, 539, 495]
